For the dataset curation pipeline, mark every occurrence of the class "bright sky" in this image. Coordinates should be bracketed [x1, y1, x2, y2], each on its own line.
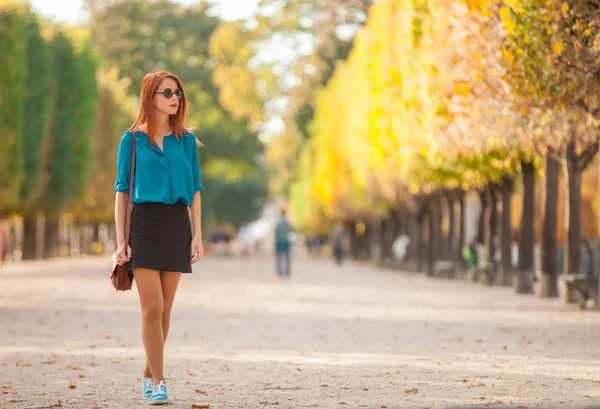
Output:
[29, 0, 260, 24]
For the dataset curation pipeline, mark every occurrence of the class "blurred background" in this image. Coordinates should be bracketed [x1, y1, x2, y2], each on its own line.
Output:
[1, 0, 600, 303]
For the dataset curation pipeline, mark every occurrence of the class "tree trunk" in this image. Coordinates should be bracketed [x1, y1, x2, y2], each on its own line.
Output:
[417, 212, 426, 273]
[346, 221, 358, 259]
[22, 215, 37, 261]
[498, 178, 514, 287]
[43, 214, 60, 259]
[457, 190, 466, 274]
[92, 222, 101, 242]
[516, 161, 535, 294]
[565, 140, 583, 302]
[4, 221, 15, 262]
[439, 194, 448, 260]
[540, 156, 560, 297]
[36, 214, 45, 260]
[477, 188, 489, 247]
[406, 206, 419, 263]
[428, 194, 440, 276]
[380, 213, 392, 263]
[488, 184, 499, 268]
[446, 192, 456, 278]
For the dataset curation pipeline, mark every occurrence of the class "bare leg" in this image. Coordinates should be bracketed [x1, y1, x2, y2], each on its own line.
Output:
[160, 271, 182, 341]
[142, 271, 182, 379]
[134, 268, 165, 384]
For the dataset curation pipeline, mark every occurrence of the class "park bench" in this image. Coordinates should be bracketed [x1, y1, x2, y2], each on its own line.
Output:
[563, 273, 597, 309]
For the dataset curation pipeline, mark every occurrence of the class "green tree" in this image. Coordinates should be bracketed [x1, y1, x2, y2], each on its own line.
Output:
[0, 3, 27, 214]
[39, 29, 98, 257]
[20, 12, 52, 260]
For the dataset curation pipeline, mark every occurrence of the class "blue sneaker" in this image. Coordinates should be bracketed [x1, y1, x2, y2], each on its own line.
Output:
[142, 377, 153, 398]
[148, 380, 168, 405]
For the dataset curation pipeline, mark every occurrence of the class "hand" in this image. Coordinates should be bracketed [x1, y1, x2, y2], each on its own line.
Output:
[191, 234, 204, 264]
[116, 243, 132, 265]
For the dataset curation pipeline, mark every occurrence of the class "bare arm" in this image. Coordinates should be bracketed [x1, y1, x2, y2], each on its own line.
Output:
[190, 191, 202, 238]
[115, 192, 129, 246]
[190, 191, 203, 263]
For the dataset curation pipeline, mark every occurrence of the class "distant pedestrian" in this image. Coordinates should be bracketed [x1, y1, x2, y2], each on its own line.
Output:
[331, 222, 345, 266]
[274, 207, 295, 278]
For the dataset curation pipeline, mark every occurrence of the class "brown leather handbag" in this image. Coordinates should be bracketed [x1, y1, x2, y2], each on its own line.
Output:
[109, 135, 136, 291]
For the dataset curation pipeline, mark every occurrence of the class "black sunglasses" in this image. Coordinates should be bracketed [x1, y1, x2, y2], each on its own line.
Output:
[155, 88, 183, 99]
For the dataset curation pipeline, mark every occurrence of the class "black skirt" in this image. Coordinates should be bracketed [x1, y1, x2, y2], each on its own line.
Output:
[127, 201, 193, 273]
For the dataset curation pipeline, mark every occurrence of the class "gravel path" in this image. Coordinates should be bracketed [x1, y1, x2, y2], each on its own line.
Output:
[1, 254, 600, 409]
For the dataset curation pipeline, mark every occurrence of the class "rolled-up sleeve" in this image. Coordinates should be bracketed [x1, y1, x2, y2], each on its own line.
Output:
[191, 134, 203, 192]
[114, 131, 132, 193]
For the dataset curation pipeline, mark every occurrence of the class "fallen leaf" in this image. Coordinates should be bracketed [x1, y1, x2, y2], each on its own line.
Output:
[78, 374, 85, 379]
[192, 405, 210, 409]
[68, 383, 77, 389]
[57, 400, 63, 408]
[259, 402, 279, 405]
[320, 384, 329, 387]
[194, 389, 208, 395]
[338, 402, 346, 405]
[472, 383, 486, 388]
[404, 388, 418, 394]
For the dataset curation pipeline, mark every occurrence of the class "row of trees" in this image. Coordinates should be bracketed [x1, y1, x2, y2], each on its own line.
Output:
[0, 0, 268, 260]
[0, 3, 101, 259]
[280, 0, 600, 301]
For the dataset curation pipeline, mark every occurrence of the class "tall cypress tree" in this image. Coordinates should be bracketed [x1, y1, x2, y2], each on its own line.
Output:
[20, 13, 52, 260]
[0, 5, 27, 214]
[40, 30, 98, 257]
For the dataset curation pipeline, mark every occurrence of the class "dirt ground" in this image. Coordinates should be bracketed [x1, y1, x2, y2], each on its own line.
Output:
[1, 253, 600, 409]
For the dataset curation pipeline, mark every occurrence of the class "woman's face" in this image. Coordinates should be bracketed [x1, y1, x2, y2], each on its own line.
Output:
[153, 77, 182, 116]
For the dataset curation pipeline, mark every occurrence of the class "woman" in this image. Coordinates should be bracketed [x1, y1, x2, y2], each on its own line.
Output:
[114, 70, 204, 405]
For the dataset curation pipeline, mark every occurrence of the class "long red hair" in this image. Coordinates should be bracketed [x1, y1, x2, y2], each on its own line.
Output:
[129, 70, 188, 143]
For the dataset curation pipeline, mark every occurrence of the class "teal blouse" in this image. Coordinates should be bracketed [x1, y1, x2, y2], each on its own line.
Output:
[114, 130, 203, 206]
